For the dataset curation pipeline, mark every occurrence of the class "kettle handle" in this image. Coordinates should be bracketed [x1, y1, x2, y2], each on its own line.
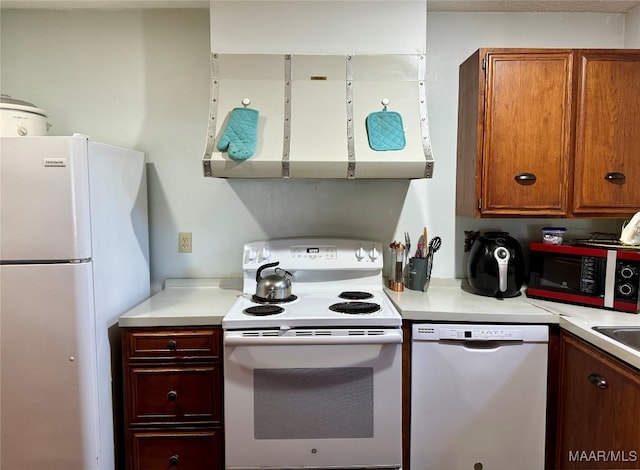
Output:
[493, 247, 511, 292]
[256, 261, 280, 282]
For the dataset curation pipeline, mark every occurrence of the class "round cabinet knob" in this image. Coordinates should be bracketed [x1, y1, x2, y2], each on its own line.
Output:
[167, 390, 178, 401]
[167, 339, 177, 350]
[168, 455, 180, 466]
[368, 247, 379, 261]
[355, 246, 366, 260]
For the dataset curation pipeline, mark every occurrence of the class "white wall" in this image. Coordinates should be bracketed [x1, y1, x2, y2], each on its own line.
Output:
[1, 7, 630, 292]
[626, 4, 640, 46]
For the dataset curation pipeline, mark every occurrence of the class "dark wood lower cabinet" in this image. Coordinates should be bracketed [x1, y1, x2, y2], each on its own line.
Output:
[556, 331, 640, 469]
[122, 326, 224, 470]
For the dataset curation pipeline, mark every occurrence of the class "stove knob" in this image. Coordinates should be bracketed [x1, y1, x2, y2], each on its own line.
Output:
[368, 247, 380, 261]
[260, 246, 271, 261]
[245, 247, 257, 262]
[355, 246, 366, 260]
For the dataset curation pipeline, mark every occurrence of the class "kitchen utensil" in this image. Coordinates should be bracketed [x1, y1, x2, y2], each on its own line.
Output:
[415, 235, 424, 258]
[422, 236, 441, 292]
[422, 253, 434, 292]
[429, 236, 442, 254]
[0, 94, 50, 136]
[254, 261, 293, 301]
[423, 227, 428, 257]
[404, 231, 411, 263]
[466, 231, 524, 298]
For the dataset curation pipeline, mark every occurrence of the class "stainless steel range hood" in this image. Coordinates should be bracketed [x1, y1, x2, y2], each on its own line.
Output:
[202, 1, 433, 180]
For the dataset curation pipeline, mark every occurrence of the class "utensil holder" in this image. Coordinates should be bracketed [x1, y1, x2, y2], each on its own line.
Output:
[408, 254, 433, 292]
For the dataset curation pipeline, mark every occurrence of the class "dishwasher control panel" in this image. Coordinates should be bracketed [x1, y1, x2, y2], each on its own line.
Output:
[413, 324, 548, 342]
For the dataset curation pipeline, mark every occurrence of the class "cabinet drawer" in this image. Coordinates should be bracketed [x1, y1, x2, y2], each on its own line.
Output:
[129, 428, 222, 470]
[128, 365, 222, 423]
[124, 328, 221, 359]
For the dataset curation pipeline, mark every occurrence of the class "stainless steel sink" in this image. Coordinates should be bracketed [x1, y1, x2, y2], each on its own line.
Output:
[592, 326, 640, 352]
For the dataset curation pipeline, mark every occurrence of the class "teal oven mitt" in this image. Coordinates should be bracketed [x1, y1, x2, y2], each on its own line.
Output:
[366, 107, 406, 151]
[216, 107, 259, 160]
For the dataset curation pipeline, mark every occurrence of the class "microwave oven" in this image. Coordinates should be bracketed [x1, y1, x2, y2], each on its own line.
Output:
[527, 242, 640, 313]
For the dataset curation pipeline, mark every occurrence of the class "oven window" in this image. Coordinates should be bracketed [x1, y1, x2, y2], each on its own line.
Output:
[253, 367, 374, 439]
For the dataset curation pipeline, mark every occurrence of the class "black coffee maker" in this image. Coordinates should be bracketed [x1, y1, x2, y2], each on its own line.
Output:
[465, 231, 525, 298]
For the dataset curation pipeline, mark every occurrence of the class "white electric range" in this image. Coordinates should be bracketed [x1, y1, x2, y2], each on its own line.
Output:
[223, 237, 402, 331]
[223, 237, 403, 470]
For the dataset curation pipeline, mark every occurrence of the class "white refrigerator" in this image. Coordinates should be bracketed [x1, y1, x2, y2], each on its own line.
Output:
[0, 135, 150, 470]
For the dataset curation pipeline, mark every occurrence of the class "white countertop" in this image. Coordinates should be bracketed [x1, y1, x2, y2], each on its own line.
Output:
[528, 297, 640, 369]
[118, 278, 241, 327]
[118, 277, 640, 369]
[384, 278, 559, 323]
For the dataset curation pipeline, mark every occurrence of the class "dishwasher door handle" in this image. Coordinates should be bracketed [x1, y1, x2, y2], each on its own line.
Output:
[440, 339, 524, 349]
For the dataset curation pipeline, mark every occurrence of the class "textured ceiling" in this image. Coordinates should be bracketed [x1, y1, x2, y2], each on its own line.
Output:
[1, 0, 639, 12]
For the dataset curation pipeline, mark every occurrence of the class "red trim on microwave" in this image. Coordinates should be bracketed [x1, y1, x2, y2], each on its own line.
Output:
[529, 242, 609, 257]
[526, 287, 605, 308]
[613, 299, 639, 313]
[616, 249, 640, 262]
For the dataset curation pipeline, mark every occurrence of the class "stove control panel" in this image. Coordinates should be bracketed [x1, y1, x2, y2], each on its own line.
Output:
[242, 238, 383, 269]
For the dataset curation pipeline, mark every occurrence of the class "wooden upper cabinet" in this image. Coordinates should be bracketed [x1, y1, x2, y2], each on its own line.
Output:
[457, 48, 640, 218]
[572, 50, 640, 216]
[457, 48, 573, 217]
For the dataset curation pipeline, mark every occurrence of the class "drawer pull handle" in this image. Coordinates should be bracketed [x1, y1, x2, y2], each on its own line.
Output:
[167, 390, 178, 401]
[167, 339, 177, 350]
[168, 455, 180, 466]
[588, 373, 608, 389]
[514, 173, 537, 185]
[605, 172, 626, 184]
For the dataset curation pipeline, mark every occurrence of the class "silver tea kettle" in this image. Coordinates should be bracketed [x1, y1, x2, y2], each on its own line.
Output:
[255, 261, 293, 301]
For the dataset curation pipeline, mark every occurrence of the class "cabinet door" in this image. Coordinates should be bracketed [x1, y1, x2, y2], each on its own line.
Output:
[481, 50, 573, 216]
[556, 332, 640, 469]
[573, 51, 640, 216]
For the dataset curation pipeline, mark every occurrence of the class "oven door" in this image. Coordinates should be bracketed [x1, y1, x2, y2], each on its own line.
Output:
[223, 329, 403, 470]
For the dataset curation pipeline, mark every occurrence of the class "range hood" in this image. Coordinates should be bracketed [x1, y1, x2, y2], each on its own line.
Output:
[202, 1, 433, 179]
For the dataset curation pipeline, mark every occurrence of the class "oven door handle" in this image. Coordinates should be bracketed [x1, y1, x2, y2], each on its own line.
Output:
[224, 330, 403, 346]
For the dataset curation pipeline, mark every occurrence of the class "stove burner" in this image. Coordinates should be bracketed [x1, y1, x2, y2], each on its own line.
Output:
[339, 291, 373, 300]
[251, 294, 298, 304]
[244, 305, 285, 316]
[329, 301, 381, 314]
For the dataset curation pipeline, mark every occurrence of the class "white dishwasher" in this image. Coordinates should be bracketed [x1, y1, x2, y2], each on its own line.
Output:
[411, 323, 549, 470]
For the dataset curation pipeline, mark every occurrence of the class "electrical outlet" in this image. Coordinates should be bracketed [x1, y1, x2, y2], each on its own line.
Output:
[178, 232, 192, 253]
